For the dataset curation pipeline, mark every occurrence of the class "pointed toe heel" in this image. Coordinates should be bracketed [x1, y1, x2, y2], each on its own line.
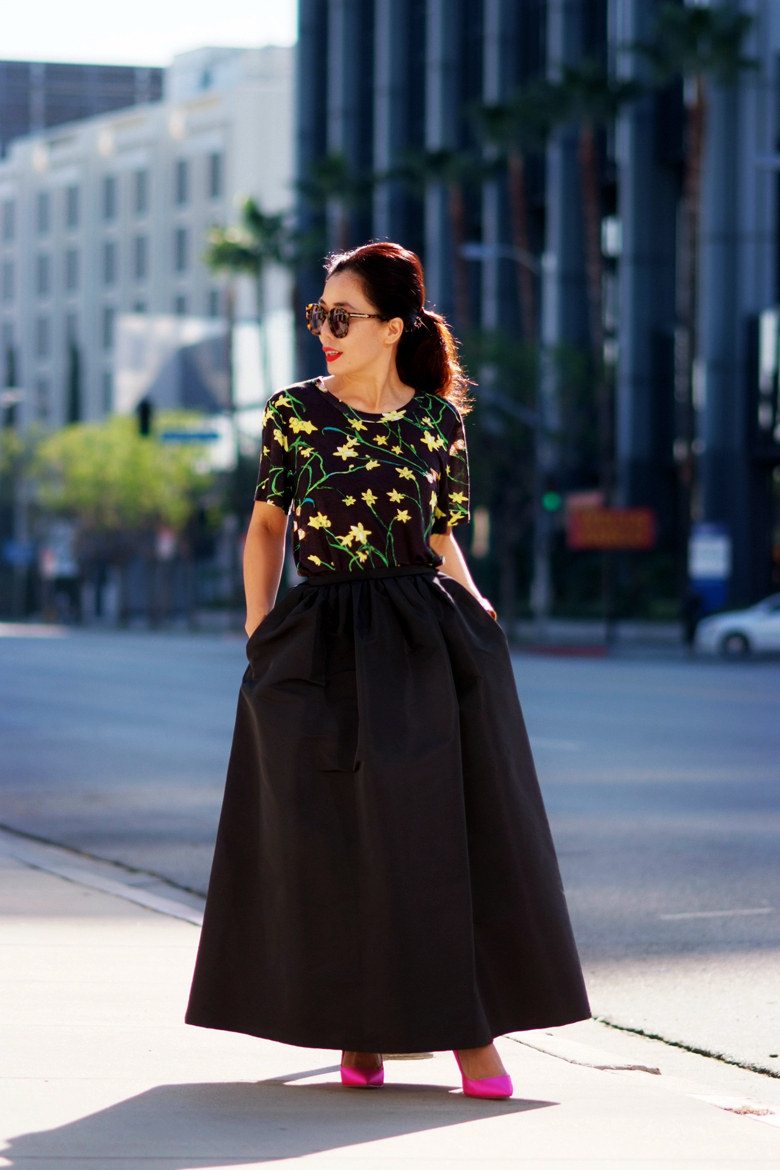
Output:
[340, 1055, 384, 1088]
[454, 1052, 513, 1099]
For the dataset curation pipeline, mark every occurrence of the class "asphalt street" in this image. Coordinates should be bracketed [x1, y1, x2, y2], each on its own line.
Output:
[1, 626, 778, 1080]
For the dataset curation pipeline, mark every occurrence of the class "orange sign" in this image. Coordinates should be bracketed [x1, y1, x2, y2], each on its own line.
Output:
[566, 507, 656, 551]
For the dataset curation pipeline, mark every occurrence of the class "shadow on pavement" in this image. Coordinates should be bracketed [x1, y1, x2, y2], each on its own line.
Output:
[3, 1075, 555, 1167]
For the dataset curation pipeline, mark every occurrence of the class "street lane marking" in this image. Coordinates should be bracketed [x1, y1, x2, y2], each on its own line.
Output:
[659, 907, 774, 920]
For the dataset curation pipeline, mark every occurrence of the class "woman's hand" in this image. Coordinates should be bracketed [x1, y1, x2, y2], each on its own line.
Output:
[479, 597, 497, 621]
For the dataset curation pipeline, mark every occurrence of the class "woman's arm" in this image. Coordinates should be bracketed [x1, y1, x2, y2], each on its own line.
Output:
[429, 530, 497, 618]
[243, 500, 289, 635]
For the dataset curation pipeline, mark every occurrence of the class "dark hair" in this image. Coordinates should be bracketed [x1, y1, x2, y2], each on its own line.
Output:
[325, 241, 472, 413]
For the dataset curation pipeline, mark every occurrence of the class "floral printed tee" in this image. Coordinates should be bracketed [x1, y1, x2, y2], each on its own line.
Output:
[254, 377, 470, 577]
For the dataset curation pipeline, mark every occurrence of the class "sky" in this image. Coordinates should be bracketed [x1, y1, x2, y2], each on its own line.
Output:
[1, 0, 298, 66]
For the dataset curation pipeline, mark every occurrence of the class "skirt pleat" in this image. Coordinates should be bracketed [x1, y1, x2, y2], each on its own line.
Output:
[185, 569, 590, 1051]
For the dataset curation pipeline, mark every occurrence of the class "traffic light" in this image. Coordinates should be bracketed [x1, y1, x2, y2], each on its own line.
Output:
[136, 397, 154, 437]
[541, 479, 563, 513]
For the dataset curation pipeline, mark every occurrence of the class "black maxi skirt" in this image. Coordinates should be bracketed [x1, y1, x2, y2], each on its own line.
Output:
[185, 565, 590, 1052]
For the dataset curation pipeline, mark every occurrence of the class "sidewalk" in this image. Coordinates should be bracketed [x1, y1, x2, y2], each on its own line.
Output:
[1, 829, 778, 1170]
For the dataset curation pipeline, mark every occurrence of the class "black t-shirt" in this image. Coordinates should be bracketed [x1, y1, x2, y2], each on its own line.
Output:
[254, 377, 470, 577]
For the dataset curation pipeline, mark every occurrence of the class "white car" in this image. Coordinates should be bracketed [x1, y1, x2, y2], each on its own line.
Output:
[695, 594, 780, 657]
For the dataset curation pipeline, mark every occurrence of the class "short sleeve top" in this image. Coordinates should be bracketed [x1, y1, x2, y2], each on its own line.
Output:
[254, 377, 470, 577]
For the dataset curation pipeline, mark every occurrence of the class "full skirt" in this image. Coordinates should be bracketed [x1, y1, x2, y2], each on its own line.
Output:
[185, 567, 590, 1051]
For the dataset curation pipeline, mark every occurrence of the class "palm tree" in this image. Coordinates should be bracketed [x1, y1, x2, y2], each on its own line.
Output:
[296, 152, 371, 253]
[204, 197, 289, 404]
[550, 59, 642, 498]
[633, 2, 755, 513]
[388, 148, 483, 332]
[475, 78, 561, 344]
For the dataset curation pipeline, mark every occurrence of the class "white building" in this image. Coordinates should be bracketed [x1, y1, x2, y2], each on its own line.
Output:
[0, 45, 294, 429]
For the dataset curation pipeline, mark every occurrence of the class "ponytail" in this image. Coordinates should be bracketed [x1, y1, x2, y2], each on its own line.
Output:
[396, 308, 472, 413]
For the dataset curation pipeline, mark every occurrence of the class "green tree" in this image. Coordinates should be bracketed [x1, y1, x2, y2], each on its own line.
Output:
[35, 413, 212, 537]
[296, 152, 371, 253]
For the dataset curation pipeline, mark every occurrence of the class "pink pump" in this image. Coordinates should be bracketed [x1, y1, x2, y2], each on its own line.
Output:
[340, 1055, 384, 1088]
[454, 1051, 513, 1100]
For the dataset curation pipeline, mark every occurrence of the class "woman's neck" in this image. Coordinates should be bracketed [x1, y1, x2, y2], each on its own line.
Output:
[322, 368, 415, 413]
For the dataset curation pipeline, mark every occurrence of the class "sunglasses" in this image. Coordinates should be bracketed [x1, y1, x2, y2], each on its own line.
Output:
[305, 302, 384, 339]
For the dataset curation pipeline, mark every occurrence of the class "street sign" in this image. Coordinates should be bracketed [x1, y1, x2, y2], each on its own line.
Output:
[159, 430, 220, 443]
[566, 507, 656, 551]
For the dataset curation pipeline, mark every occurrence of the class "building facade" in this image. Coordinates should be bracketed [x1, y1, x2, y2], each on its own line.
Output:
[0, 59, 163, 159]
[295, 0, 780, 608]
[0, 45, 293, 429]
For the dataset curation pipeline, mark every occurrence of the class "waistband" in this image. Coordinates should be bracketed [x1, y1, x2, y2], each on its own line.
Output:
[302, 564, 439, 587]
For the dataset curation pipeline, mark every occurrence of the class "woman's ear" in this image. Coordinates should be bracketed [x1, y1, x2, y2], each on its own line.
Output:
[384, 316, 405, 346]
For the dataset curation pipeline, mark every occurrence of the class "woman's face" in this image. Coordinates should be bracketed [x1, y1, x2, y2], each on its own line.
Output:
[316, 269, 399, 376]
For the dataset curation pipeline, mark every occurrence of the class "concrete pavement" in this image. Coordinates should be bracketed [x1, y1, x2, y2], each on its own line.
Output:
[1, 828, 779, 1170]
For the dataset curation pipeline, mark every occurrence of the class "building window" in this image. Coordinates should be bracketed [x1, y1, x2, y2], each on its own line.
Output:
[1, 199, 14, 242]
[134, 168, 149, 215]
[65, 248, 79, 292]
[173, 293, 188, 316]
[102, 175, 117, 221]
[207, 287, 221, 318]
[36, 191, 51, 235]
[35, 254, 51, 297]
[175, 158, 189, 205]
[133, 299, 147, 313]
[65, 185, 80, 230]
[102, 369, 113, 413]
[65, 311, 79, 343]
[132, 235, 148, 280]
[102, 240, 118, 285]
[207, 152, 223, 199]
[174, 226, 189, 272]
[35, 316, 50, 359]
[2, 260, 14, 302]
[102, 306, 115, 349]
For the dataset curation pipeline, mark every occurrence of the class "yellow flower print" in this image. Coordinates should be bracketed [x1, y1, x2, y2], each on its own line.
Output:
[392, 445, 402, 454]
[289, 417, 317, 434]
[308, 554, 322, 565]
[387, 488, 404, 503]
[340, 531, 355, 547]
[357, 549, 369, 563]
[430, 491, 437, 510]
[434, 505, 446, 519]
[262, 444, 269, 456]
[297, 527, 306, 539]
[365, 458, 380, 470]
[362, 489, 378, 506]
[275, 393, 292, 408]
[425, 469, 437, 483]
[273, 427, 289, 451]
[450, 491, 468, 504]
[335, 440, 359, 460]
[349, 418, 368, 431]
[422, 416, 432, 426]
[395, 509, 411, 522]
[421, 430, 445, 452]
[449, 438, 466, 456]
[344, 495, 356, 506]
[300, 446, 314, 457]
[374, 433, 388, 445]
[349, 522, 372, 544]
[381, 408, 406, 421]
[396, 466, 416, 480]
[308, 512, 332, 530]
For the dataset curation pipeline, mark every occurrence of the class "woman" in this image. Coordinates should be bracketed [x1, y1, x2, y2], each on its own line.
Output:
[185, 241, 590, 1099]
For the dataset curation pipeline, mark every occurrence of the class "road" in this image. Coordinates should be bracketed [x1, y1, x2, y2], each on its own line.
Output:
[1, 627, 778, 1077]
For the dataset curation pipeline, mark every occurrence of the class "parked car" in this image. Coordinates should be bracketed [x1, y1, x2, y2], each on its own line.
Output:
[694, 594, 780, 657]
